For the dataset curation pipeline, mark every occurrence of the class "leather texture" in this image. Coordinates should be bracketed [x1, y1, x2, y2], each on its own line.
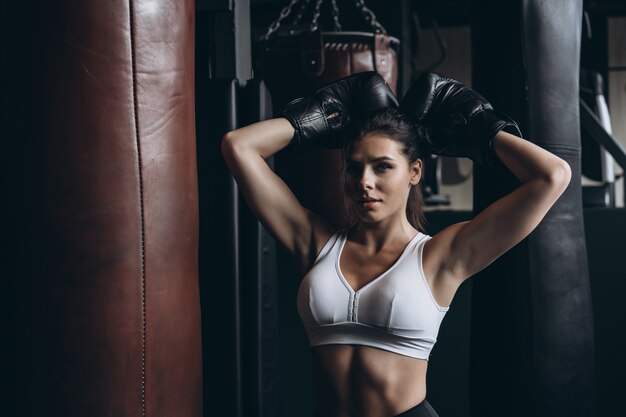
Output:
[470, 1, 594, 416]
[281, 71, 399, 153]
[39, 1, 202, 416]
[400, 72, 522, 166]
[258, 31, 398, 100]
[521, 1, 594, 416]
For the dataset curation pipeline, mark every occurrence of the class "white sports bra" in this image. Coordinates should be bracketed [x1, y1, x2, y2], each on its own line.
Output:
[296, 229, 449, 360]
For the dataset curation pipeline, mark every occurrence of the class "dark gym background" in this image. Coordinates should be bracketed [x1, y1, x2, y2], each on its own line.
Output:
[4, 1, 625, 417]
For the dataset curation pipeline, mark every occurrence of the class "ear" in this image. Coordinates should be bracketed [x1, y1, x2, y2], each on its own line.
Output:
[409, 159, 423, 185]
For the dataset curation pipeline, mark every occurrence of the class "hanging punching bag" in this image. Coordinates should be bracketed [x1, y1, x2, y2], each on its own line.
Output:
[470, 1, 595, 416]
[39, 1, 202, 416]
[256, 0, 399, 228]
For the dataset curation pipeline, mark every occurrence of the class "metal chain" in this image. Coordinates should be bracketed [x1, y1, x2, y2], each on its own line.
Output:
[353, 0, 387, 34]
[263, 0, 302, 40]
[331, 0, 342, 31]
[264, 0, 386, 39]
[310, 0, 324, 32]
[292, 0, 313, 26]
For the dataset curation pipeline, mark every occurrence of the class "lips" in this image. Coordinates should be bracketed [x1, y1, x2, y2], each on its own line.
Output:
[359, 196, 381, 203]
[357, 197, 382, 209]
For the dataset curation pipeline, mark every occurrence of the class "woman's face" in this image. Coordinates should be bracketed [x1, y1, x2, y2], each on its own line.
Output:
[344, 133, 422, 223]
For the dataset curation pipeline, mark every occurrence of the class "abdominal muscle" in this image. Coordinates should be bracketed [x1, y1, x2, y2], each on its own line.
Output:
[311, 344, 428, 417]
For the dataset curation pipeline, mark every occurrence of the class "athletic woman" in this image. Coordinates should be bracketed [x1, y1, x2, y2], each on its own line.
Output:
[221, 71, 571, 417]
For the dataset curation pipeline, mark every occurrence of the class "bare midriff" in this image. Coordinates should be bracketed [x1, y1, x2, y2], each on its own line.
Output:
[311, 344, 428, 417]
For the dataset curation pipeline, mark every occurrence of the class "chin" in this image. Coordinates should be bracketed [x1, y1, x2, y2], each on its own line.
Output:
[354, 211, 384, 222]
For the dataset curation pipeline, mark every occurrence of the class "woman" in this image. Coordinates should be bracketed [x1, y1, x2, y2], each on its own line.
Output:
[221, 71, 571, 417]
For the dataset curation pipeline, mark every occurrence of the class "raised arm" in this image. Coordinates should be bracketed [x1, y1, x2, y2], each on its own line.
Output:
[221, 117, 332, 272]
[440, 130, 570, 282]
[400, 72, 571, 289]
[221, 71, 398, 272]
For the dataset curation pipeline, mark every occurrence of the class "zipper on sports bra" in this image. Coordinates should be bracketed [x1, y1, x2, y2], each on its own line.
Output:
[348, 293, 359, 321]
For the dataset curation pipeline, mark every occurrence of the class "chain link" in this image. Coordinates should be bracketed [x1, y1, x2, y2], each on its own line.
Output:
[263, 0, 301, 40]
[264, 0, 387, 40]
[353, 0, 387, 34]
[331, 0, 342, 31]
[310, 0, 324, 32]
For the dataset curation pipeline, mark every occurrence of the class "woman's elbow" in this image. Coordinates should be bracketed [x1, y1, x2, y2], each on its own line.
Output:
[549, 159, 572, 191]
[221, 131, 240, 155]
[220, 132, 242, 169]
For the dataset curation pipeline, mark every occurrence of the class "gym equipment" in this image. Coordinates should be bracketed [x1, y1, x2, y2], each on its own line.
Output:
[470, 1, 595, 416]
[257, 0, 400, 229]
[580, 68, 626, 207]
[36, 1, 202, 416]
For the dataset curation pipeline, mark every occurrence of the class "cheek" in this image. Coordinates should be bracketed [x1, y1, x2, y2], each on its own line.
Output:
[386, 173, 409, 190]
[385, 177, 413, 205]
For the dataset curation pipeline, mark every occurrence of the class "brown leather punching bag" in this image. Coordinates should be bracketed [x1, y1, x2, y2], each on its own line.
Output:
[39, 1, 202, 416]
[256, 0, 399, 228]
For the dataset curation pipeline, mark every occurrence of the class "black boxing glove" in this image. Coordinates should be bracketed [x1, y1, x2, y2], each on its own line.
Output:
[280, 71, 398, 154]
[399, 72, 522, 167]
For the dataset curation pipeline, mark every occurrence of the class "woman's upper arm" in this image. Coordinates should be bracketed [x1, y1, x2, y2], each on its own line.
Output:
[430, 162, 571, 284]
[220, 134, 334, 266]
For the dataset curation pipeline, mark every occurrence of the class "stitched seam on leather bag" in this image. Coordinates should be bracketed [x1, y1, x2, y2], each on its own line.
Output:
[128, 2, 147, 416]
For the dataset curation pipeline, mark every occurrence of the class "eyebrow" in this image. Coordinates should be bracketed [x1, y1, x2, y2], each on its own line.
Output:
[347, 156, 397, 164]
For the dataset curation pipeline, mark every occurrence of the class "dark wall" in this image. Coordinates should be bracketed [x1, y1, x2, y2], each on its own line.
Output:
[3, 3, 47, 415]
[583, 208, 626, 416]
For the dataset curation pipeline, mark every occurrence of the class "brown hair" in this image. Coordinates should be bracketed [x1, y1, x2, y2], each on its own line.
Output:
[340, 107, 429, 232]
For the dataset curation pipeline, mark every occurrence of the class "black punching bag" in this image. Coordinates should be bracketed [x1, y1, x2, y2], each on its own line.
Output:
[470, 1, 595, 417]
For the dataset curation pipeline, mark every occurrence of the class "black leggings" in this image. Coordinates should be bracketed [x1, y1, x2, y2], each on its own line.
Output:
[392, 400, 439, 417]
[314, 400, 439, 417]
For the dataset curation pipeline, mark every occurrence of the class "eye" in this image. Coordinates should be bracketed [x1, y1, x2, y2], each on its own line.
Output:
[376, 163, 393, 172]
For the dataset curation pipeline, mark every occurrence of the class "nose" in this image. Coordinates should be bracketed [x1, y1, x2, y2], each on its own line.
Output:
[358, 166, 375, 191]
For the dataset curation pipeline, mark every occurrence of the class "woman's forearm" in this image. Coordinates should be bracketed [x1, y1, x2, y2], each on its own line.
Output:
[492, 131, 571, 183]
[222, 118, 295, 159]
